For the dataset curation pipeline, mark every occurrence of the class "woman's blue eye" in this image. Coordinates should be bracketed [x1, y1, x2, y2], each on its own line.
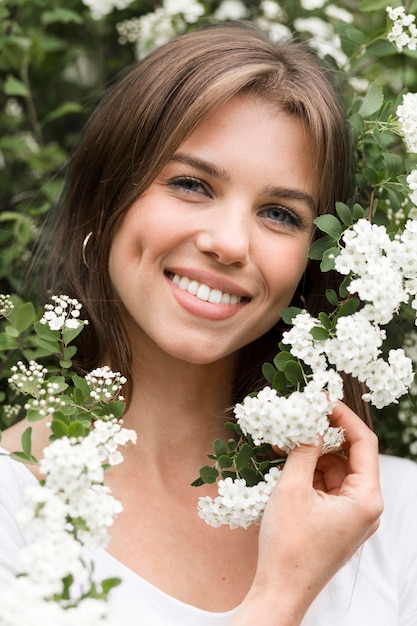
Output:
[168, 177, 208, 195]
[265, 206, 302, 228]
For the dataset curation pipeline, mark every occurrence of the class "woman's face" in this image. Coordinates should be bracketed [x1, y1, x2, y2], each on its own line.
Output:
[109, 95, 318, 365]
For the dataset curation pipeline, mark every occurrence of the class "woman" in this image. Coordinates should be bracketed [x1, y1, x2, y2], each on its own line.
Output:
[1, 23, 417, 625]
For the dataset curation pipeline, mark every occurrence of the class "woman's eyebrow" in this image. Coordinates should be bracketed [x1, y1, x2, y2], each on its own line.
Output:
[264, 185, 318, 215]
[170, 152, 317, 214]
[170, 153, 230, 183]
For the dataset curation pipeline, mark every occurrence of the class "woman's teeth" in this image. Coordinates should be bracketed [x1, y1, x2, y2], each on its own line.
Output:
[170, 273, 242, 305]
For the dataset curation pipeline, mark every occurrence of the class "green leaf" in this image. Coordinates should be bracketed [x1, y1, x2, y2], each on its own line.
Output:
[100, 577, 121, 594]
[358, 82, 383, 117]
[314, 214, 343, 240]
[50, 417, 70, 437]
[339, 276, 351, 299]
[283, 360, 304, 386]
[352, 204, 366, 220]
[225, 421, 243, 436]
[15, 301, 36, 333]
[382, 152, 403, 177]
[68, 421, 89, 438]
[335, 202, 353, 226]
[59, 358, 73, 369]
[278, 306, 302, 325]
[34, 320, 59, 340]
[0, 332, 18, 350]
[217, 454, 233, 469]
[41, 8, 84, 25]
[227, 439, 237, 452]
[62, 324, 85, 346]
[5, 325, 18, 337]
[72, 374, 91, 397]
[199, 466, 219, 484]
[308, 235, 338, 261]
[335, 298, 360, 320]
[325, 289, 339, 307]
[310, 326, 330, 341]
[320, 247, 339, 272]
[240, 467, 259, 486]
[235, 443, 253, 472]
[262, 362, 276, 384]
[318, 311, 331, 329]
[21, 427, 32, 457]
[362, 167, 379, 185]
[274, 350, 293, 372]
[214, 438, 227, 457]
[42, 102, 84, 126]
[10, 451, 38, 465]
[26, 409, 48, 422]
[94, 400, 125, 420]
[272, 370, 289, 393]
[3, 75, 30, 97]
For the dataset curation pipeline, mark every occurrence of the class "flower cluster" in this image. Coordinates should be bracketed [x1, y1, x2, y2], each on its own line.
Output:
[0, 293, 14, 317]
[116, 0, 204, 58]
[198, 213, 417, 526]
[407, 170, 417, 206]
[0, 419, 136, 624]
[234, 370, 344, 452]
[397, 92, 417, 154]
[85, 367, 127, 403]
[386, 6, 417, 52]
[40, 295, 86, 332]
[81, 0, 134, 20]
[198, 467, 281, 529]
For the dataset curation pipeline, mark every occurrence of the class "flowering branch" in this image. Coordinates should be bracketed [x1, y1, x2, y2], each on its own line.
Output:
[0, 296, 136, 624]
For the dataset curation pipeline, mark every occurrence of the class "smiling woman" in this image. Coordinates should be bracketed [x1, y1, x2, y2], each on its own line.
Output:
[1, 21, 417, 626]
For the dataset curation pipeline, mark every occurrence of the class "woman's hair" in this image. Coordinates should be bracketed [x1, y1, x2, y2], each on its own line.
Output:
[47, 22, 369, 423]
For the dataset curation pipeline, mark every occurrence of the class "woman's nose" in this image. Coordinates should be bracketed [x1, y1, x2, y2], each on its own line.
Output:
[195, 204, 250, 266]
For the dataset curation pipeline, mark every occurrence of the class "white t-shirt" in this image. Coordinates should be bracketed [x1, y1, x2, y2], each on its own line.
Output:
[1, 449, 417, 625]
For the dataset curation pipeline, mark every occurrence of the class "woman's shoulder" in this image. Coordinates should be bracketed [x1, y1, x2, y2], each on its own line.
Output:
[379, 453, 417, 484]
[378, 453, 417, 526]
[0, 446, 37, 511]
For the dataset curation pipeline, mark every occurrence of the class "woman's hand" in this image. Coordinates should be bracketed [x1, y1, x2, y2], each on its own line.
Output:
[230, 402, 383, 625]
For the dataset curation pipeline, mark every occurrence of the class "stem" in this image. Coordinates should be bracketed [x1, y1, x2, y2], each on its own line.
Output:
[368, 186, 375, 222]
[21, 55, 44, 146]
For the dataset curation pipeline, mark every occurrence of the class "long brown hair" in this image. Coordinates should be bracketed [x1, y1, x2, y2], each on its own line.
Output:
[47, 23, 368, 422]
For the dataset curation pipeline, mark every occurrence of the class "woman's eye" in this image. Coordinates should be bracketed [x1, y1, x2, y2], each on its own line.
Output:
[168, 176, 210, 196]
[263, 206, 303, 229]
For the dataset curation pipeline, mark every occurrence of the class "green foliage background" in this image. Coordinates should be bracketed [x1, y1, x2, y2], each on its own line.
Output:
[1, 0, 417, 458]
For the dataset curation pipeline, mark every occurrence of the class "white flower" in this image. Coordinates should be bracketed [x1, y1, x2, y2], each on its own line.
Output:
[397, 92, 417, 153]
[8, 360, 47, 396]
[0, 293, 14, 316]
[281, 311, 327, 371]
[40, 295, 86, 332]
[325, 5, 354, 24]
[293, 17, 349, 69]
[300, 0, 326, 9]
[407, 169, 417, 205]
[234, 371, 344, 453]
[386, 6, 417, 52]
[82, 0, 134, 20]
[214, 0, 248, 20]
[85, 366, 127, 403]
[362, 349, 414, 408]
[163, 0, 204, 20]
[325, 312, 384, 379]
[260, 0, 285, 20]
[198, 467, 281, 528]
